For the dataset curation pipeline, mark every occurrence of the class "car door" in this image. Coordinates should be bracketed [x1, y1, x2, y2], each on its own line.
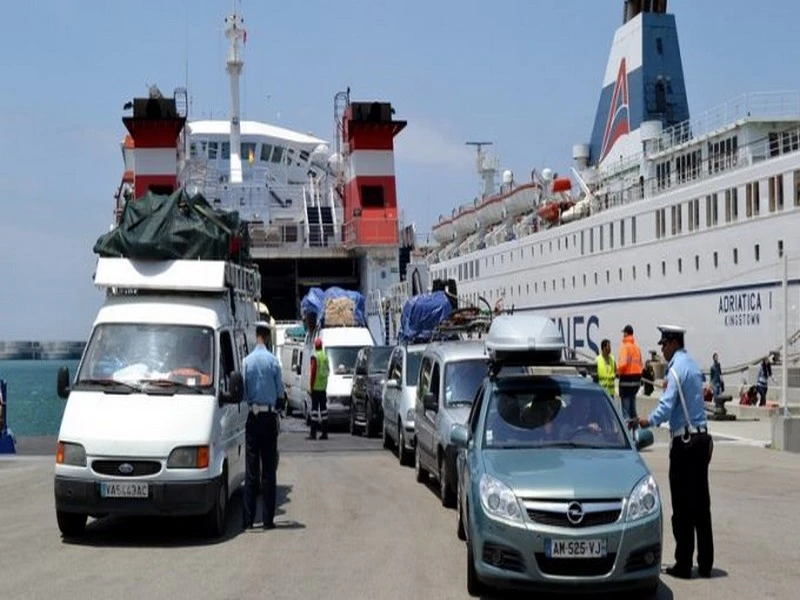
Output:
[352, 348, 369, 419]
[382, 348, 402, 438]
[419, 358, 440, 468]
[460, 382, 486, 533]
[415, 355, 434, 458]
[220, 329, 244, 481]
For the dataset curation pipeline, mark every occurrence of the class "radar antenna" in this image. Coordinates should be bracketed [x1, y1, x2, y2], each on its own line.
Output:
[466, 141, 498, 198]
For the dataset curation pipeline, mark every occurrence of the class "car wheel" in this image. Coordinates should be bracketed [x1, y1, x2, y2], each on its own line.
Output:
[382, 420, 393, 449]
[456, 486, 466, 541]
[349, 405, 357, 436]
[466, 538, 487, 597]
[398, 426, 412, 466]
[56, 511, 87, 538]
[439, 455, 455, 508]
[364, 402, 374, 438]
[203, 472, 228, 538]
[414, 444, 428, 483]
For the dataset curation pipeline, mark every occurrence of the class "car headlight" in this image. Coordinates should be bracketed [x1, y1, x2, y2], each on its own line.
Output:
[406, 408, 415, 423]
[56, 442, 86, 466]
[626, 474, 660, 522]
[167, 446, 210, 469]
[479, 473, 523, 524]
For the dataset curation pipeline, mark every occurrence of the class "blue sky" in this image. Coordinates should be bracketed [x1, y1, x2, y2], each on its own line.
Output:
[1, 0, 798, 340]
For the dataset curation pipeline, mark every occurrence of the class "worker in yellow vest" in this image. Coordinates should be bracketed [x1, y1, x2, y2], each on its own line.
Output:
[596, 338, 617, 401]
[308, 338, 330, 440]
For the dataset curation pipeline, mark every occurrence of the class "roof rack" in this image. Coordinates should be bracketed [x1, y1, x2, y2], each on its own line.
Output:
[430, 308, 492, 342]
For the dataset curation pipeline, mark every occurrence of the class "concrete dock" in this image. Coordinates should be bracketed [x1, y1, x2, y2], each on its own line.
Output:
[1, 417, 798, 599]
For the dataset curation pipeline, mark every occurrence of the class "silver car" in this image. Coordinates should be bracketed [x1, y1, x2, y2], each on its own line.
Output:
[381, 344, 425, 464]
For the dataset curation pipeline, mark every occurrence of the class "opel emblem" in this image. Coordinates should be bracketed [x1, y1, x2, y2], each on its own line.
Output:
[566, 501, 584, 525]
[118, 463, 134, 475]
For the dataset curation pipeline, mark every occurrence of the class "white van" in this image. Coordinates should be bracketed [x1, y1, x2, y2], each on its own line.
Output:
[53, 258, 258, 538]
[280, 338, 305, 416]
[300, 326, 374, 426]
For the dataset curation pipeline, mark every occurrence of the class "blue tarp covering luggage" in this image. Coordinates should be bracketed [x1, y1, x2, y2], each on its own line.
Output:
[300, 287, 367, 328]
[399, 291, 453, 343]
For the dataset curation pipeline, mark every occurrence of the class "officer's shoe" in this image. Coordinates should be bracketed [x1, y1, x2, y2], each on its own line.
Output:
[306, 435, 317, 440]
[319, 433, 329, 440]
[698, 567, 712, 578]
[664, 565, 692, 579]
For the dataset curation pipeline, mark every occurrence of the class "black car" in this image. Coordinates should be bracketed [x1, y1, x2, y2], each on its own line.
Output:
[350, 345, 393, 437]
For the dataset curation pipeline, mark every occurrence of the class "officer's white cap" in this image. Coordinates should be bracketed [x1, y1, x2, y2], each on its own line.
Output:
[255, 321, 272, 332]
[657, 324, 686, 344]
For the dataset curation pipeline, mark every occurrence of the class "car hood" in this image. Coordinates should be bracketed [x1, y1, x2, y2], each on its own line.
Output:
[481, 448, 650, 499]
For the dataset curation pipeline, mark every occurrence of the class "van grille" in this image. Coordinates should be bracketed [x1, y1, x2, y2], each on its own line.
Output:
[92, 460, 161, 477]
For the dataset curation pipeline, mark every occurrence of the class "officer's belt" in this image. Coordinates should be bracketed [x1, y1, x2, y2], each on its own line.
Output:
[249, 404, 277, 415]
[671, 425, 708, 440]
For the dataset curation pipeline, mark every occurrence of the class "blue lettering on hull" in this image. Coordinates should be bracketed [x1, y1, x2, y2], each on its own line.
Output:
[555, 315, 600, 356]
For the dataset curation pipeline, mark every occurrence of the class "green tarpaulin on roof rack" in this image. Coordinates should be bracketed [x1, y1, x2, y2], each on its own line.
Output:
[93, 189, 250, 262]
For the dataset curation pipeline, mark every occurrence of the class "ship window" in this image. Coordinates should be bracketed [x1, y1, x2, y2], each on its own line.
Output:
[632, 265, 636, 280]
[271, 146, 285, 163]
[632, 216, 637, 243]
[520, 249, 523, 259]
[606, 270, 610, 283]
[527, 283, 529, 294]
[594, 273, 598, 285]
[769, 175, 784, 212]
[661, 261, 666, 276]
[695, 255, 700, 271]
[241, 142, 256, 163]
[260, 144, 273, 162]
[221, 142, 230, 160]
[589, 229, 594, 253]
[552, 279, 556, 290]
[609, 222, 614, 249]
[300, 150, 310, 162]
[725, 188, 739, 222]
[620, 220, 625, 246]
[565, 237, 569, 250]
[733, 248, 739, 265]
[647, 263, 652, 278]
[207, 141, 219, 159]
[531, 246, 534, 257]
[755, 244, 760, 262]
[535, 282, 538, 293]
[599, 227, 604, 251]
[795, 171, 800, 206]
[573, 234, 577, 247]
[361, 185, 385, 208]
[572, 275, 576, 288]
[549, 241, 553, 252]
[746, 182, 759, 217]
[582, 274, 587, 286]
[543, 281, 547, 292]
[678, 258, 683, 273]
[558, 238, 561, 250]
[189, 142, 198, 158]
[618, 268, 623, 282]
[656, 37, 663, 55]
[500, 254, 504, 265]
[714, 251, 718, 268]
[561, 278, 565, 290]
[778, 240, 784, 257]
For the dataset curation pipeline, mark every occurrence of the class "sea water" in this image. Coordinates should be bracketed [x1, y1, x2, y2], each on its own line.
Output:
[0, 360, 80, 436]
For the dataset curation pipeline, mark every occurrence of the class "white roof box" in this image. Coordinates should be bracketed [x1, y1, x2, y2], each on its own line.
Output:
[485, 314, 565, 366]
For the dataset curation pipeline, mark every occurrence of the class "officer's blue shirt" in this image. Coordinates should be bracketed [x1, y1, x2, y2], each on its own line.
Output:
[648, 349, 708, 433]
[243, 344, 284, 407]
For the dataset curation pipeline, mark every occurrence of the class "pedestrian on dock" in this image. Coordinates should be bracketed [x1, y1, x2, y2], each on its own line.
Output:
[628, 325, 714, 580]
[242, 321, 284, 530]
[617, 325, 643, 419]
[595, 339, 617, 400]
[709, 353, 724, 400]
[756, 357, 773, 406]
[308, 337, 330, 440]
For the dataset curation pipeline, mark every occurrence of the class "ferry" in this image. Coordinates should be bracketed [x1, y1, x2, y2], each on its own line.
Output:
[113, 11, 407, 323]
[394, 0, 800, 374]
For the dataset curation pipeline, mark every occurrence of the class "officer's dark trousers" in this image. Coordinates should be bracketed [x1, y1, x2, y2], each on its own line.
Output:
[243, 412, 279, 527]
[309, 390, 328, 438]
[668, 432, 714, 573]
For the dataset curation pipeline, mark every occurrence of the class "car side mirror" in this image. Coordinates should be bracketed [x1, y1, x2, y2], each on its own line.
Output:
[57, 367, 71, 399]
[451, 424, 470, 449]
[635, 428, 654, 451]
[423, 392, 438, 412]
[386, 379, 400, 390]
[220, 372, 244, 405]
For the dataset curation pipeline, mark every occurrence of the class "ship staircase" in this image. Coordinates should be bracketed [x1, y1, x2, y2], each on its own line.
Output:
[303, 180, 337, 247]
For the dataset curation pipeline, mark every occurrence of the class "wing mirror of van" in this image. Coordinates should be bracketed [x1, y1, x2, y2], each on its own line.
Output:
[451, 424, 470, 449]
[56, 367, 71, 399]
[220, 372, 244, 405]
[385, 378, 400, 390]
[423, 392, 438, 412]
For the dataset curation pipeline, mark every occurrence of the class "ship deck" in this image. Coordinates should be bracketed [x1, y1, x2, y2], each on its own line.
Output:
[3, 413, 798, 599]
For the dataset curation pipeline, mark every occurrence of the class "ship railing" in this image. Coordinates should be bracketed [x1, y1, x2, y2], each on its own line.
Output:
[658, 91, 800, 153]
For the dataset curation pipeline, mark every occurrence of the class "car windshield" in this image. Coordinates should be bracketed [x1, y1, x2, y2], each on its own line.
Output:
[443, 359, 488, 406]
[327, 346, 362, 375]
[483, 377, 629, 449]
[405, 351, 423, 386]
[76, 323, 214, 392]
[368, 347, 393, 374]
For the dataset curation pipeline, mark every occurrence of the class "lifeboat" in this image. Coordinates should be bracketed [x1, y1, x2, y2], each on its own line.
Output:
[431, 217, 456, 243]
[452, 206, 478, 236]
[476, 195, 505, 228]
[504, 182, 540, 218]
[552, 177, 572, 193]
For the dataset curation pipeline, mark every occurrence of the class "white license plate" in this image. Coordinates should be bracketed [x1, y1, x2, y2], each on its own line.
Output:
[100, 482, 149, 498]
[546, 538, 607, 558]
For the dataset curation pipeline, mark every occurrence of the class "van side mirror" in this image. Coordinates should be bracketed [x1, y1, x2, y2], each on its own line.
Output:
[385, 379, 400, 390]
[423, 392, 438, 412]
[451, 424, 470, 448]
[634, 428, 654, 451]
[57, 367, 71, 399]
[220, 372, 244, 405]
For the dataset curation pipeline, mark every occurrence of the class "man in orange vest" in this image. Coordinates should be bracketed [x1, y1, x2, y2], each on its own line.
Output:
[617, 324, 644, 419]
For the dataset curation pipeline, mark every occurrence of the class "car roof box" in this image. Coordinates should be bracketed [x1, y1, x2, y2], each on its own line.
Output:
[485, 314, 565, 366]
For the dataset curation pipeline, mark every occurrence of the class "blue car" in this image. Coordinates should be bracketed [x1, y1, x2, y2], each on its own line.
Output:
[452, 314, 661, 596]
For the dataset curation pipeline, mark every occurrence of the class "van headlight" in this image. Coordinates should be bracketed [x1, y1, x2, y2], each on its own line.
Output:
[479, 473, 523, 524]
[167, 446, 210, 469]
[626, 474, 660, 522]
[406, 408, 415, 423]
[56, 442, 86, 466]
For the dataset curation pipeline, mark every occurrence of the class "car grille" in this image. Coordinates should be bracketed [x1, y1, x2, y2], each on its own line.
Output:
[92, 460, 161, 477]
[523, 499, 623, 528]
[535, 554, 616, 577]
[482, 543, 526, 572]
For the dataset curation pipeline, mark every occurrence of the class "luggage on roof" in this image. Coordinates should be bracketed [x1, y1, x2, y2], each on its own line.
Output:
[93, 189, 250, 262]
[398, 291, 453, 344]
[300, 287, 367, 328]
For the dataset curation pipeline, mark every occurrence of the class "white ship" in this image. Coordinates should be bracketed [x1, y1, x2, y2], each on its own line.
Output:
[114, 12, 407, 322]
[385, 0, 800, 375]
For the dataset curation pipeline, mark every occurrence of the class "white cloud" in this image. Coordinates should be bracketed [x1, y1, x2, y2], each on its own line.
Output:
[394, 121, 473, 169]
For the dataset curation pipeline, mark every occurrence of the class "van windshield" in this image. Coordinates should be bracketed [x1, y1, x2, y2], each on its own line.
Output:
[327, 346, 362, 375]
[368, 347, 393, 374]
[76, 323, 215, 392]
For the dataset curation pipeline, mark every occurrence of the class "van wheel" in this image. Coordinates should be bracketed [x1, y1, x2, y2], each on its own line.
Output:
[56, 511, 87, 537]
[203, 473, 228, 538]
[382, 421, 393, 449]
[415, 444, 428, 483]
[439, 455, 456, 508]
[398, 426, 411, 466]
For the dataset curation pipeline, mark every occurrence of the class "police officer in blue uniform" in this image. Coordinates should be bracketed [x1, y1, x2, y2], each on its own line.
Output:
[629, 325, 714, 579]
[242, 322, 284, 530]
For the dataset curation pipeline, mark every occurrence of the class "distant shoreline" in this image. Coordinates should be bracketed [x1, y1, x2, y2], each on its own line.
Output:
[0, 341, 85, 361]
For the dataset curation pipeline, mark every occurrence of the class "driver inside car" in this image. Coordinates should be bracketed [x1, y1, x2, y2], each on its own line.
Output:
[168, 332, 213, 386]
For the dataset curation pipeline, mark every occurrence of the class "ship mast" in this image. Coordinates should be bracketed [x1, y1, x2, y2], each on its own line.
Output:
[224, 11, 246, 185]
[466, 141, 497, 199]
